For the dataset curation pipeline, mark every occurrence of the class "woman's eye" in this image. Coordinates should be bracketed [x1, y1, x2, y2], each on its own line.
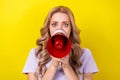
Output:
[51, 23, 57, 27]
[63, 23, 69, 27]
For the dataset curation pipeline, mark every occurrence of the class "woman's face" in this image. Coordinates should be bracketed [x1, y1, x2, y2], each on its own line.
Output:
[49, 12, 71, 38]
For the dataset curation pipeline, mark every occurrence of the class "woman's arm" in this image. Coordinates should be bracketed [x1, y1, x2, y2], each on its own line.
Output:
[41, 59, 59, 80]
[27, 56, 59, 80]
[57, 55, 79, 80]
[27, 73, 37, 80]
[83, 73, 93, 80]
[62, 64, 79, 80]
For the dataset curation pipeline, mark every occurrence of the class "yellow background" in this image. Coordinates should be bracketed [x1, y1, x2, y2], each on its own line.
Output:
[0, 0, 120, 80]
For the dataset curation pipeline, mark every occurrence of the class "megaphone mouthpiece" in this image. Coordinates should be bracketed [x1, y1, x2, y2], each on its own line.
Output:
[53, 30, 66, 36]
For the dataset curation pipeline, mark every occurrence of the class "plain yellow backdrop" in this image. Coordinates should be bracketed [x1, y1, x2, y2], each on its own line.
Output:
[0, 0, 120, 80]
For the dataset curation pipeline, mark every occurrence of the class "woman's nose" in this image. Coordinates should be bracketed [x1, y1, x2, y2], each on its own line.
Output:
[57, 24, 62, 30]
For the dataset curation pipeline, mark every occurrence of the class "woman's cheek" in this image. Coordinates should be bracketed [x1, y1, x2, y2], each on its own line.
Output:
[49, 29, 53, 36]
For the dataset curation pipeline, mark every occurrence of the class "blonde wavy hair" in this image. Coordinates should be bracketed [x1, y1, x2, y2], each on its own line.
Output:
[35, 6, 82, 78]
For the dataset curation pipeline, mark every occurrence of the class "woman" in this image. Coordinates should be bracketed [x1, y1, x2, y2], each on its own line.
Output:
[23, 6, 98, 80]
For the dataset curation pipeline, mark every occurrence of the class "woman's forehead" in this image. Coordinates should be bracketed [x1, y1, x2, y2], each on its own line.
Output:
[50, 12, 70, 22]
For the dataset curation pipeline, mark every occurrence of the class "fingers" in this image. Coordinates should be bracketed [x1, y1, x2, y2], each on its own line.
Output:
[51, 56, 62, 68]
[51, 55, 70, 69]
[51, 55, 70, 66]
[52, 59, 59, 67]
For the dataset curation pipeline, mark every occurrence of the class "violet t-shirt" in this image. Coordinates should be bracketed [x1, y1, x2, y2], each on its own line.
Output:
[22, 48, 98, 80]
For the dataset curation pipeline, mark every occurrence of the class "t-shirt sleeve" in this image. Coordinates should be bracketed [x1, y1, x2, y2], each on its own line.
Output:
[80, 48, 99, 74]
[22, 48, 39, 74]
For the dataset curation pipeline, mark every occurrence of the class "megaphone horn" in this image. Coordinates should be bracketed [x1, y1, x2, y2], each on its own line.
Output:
[46, 30, 71, 58]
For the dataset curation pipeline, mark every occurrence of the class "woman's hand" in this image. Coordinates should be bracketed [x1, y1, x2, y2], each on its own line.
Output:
[51, 56, 60, 68]
[51, 55, 70, 69]
[51, 55, 79, 80]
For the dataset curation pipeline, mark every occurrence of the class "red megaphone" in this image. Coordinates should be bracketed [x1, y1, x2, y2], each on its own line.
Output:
[46, 30, 71, 58]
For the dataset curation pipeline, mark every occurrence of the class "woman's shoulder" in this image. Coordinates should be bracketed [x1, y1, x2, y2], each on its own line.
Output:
[80, 48, 93, 60]
[22, 48, 39, 73]
[79, 48, 99, 74]
[27, 48, 39, 60]
[29, 47, 38, 53]
[82, 48, 92, 55]
[28, 47, 40, 55]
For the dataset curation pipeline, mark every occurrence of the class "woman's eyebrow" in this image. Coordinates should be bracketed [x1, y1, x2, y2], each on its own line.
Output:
[62, 21, 70, 23]
[50, 21, 58, 23]
[50, 21, 70, 23]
